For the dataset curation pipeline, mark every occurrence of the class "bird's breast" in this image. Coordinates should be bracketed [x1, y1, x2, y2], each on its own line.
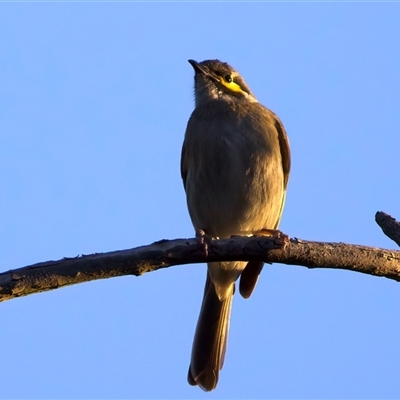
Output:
[184, 104, 285, 238]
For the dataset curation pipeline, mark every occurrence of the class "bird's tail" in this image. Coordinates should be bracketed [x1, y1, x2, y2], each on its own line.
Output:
[188, 274, 234, 391]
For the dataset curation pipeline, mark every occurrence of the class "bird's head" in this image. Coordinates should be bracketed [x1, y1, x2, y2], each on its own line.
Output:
[188, 59, 258, 106]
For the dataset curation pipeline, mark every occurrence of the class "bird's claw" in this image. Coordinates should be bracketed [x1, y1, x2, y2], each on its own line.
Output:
[272, 231, 290, 248]
[238, 229, 290, 248]
[196, 229, 210, 258]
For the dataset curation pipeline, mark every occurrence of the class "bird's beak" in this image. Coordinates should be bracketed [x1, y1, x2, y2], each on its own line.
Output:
[188, 59, 203, 73]
[188, 59, 219, 82]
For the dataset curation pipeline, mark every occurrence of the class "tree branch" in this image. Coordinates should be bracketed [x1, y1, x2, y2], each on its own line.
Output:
[1, 232, 400, 303]
[375, 211, 400, 248]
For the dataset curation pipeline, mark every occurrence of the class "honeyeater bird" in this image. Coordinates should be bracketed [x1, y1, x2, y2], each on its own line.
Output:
[181, 59, 291, 391]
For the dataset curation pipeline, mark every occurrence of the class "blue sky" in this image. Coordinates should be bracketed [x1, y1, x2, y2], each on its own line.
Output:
[1, 3, 400, 399]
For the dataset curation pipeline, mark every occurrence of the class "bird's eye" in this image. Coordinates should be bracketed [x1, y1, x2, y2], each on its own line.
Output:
[224, 74, 233, 83]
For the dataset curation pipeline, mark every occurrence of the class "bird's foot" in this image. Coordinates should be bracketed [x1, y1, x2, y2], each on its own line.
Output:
[251, 229, 289, 247]
[231, 229, 289, 248]
[195, 229, 216, 258]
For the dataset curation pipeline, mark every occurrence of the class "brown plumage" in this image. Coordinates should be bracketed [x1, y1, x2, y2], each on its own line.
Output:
[181, 59, 290, 391]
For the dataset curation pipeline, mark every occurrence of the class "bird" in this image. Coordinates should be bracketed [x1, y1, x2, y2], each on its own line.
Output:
[181, 59, 291, 391]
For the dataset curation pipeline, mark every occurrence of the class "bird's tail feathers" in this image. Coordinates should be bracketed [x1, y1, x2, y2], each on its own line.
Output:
[188, 274, 234, 391]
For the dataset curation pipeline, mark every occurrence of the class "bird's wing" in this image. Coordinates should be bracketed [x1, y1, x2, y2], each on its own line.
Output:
[180, 139, 188, 191]
[274, 117, 291, 190]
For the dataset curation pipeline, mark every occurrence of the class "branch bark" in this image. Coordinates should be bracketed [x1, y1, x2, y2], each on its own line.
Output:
[1, 232, 400, 303]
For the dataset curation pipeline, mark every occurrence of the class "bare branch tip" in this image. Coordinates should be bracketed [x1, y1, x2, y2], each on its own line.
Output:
[375, 211, 400, 248]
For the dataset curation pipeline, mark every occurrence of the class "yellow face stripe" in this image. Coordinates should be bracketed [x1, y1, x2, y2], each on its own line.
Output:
[218, 76, 245, 94]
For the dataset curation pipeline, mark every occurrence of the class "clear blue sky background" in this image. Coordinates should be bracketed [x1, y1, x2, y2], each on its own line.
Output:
[1, 3, 400, 399]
